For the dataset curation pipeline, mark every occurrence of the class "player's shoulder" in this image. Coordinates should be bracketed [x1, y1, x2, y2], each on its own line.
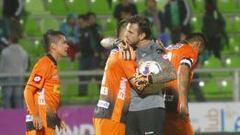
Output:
[169, 43, 194, 53]
[34, 55, 53, 69]
[109, 48, 120, 57]
[37, 55, 51, 64]
[110, 48, 119, 53]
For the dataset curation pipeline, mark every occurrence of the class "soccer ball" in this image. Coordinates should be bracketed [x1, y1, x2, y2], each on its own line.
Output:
[138, 61, 162, 76]
[138, 61, 164, 96]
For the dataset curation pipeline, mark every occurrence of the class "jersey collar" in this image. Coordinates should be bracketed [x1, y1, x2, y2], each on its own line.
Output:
[46, 54, 57, 66]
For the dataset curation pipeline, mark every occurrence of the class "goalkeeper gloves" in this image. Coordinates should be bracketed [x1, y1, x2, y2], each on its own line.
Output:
[130, 73, 153, 94]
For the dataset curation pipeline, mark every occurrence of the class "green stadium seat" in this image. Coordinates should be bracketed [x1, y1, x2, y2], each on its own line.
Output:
[24, 17, 41, 37]
[58, 57, 79, 71]
[47, 0, 68, 15]
[202, 79, 216, 94]
[90, 0, 112, 15]
[19, 38, 45, 68]
[225, 56, 240, 68]
[225, 16, 234, 33]
[25, 0, 49, 15]
[202, 56, 232, 77]
[103, 17, 117, 36]
[66, 0, 88, 14]
[135, 0, 146, 13]
[87, 78, 100, 97]
[222, 35, 240, 55]
[189, 0, 204, 13]
[201, 78, 232, 101]
[136, 0, 167, 12]
[19, 39, 34, 54]
[191, 15, 202, 32]
[62, 82, 78, 96]
[157, 0, 168, 10]
[230, 35, 240, 54]
[232, 16, 240, 32]
[218, 0, 236, 13]
[203, 56, 222, 68]
[39, 16, 59, 34]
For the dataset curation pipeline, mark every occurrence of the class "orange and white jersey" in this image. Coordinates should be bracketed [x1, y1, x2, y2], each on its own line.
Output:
[164, 43, 198, 91]
[27, 54, 61, 113]
[94, 48, 137, 123]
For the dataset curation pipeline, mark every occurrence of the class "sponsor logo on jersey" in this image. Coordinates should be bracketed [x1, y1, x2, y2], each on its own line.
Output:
[33, 74, 42, 83]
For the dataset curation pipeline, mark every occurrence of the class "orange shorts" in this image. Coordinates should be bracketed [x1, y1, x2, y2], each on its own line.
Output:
[164, 112, 195, 135]
[25, 128, 55, 135]
[93, 118, 125, 135]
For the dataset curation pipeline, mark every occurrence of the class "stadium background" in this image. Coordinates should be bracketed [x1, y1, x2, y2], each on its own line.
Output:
[0, 0, 239, 135]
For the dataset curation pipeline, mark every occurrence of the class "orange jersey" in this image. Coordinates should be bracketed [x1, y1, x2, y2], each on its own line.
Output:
[165, 43, 198, 91]
[27, 54, 61, 113]
[94, 49, 137, 123]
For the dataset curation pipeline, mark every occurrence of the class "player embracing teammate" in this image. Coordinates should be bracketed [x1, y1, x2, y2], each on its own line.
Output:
[97, 14, 206, 135]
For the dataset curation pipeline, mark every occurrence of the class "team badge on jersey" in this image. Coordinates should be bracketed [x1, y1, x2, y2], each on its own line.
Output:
[33, 74, 42, 83]
[138, 61, 162, 76]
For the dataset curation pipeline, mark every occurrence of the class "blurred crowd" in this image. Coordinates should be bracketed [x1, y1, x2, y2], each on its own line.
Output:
[0, 0, 230, 108]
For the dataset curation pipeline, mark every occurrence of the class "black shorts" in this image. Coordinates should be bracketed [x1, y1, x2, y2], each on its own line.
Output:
[126, 107, 165, 135]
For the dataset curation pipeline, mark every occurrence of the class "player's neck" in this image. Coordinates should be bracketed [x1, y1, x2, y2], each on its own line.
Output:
[137, 39, 151, 48]
[48, 51, 60, 61]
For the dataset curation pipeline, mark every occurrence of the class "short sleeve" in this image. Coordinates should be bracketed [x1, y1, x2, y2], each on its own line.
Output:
[27, 59, 50, 89]
[180, 48, 198, 69]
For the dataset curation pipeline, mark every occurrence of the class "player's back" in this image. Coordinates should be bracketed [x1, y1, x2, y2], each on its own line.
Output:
[94, 49, 136, 123]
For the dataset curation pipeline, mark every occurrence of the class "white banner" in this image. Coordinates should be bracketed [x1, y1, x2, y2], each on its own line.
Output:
[189, 102, 240, 133]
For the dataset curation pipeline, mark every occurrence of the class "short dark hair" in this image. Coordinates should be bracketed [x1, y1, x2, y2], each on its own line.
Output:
[128, 15, 152, 39]
[43, 30, 64, 47]
[186, 32, 206, 47]
[86, 12, 96, 17]
[78, 14, 88, 20]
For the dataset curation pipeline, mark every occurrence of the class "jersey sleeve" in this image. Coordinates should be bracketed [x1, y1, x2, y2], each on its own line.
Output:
[179, 48, 198, 69]
[27, 59, 50, 89]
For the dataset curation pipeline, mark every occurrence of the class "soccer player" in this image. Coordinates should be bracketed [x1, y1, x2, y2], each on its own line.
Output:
[24, 30, 69, 135]
[93, 19, 137, 135]
[163, 33, 206, 135]
[124, 15, 176, 135]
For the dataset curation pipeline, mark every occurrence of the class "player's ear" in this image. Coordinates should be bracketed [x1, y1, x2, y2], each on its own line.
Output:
[139, 33, 146, 41]
[49, 43, 57, 50]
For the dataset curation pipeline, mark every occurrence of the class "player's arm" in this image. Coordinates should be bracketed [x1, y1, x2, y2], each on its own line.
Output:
[56, 114, 67, 131]
[150, 57, 176, 84]
[100, 37, 118, 49]
[178, 62, 191, 120]
[119, 56, 146, 92]
[101, 38, 136, 61]
[24, 84, 43, 130]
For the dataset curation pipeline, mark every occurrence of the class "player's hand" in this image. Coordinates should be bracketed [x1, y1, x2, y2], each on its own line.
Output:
[118, 42, 136, 61]
[100, 37, 117, 49]
[33, 115, 42, 130]
[179, 103, 189, 120]
[57, 120, 67, 132]
[130, 73, 151, 92]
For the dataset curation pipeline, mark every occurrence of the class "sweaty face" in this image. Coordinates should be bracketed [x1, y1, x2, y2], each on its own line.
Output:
[55, 35, 69, 57]
[125, 23, 141, 48]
